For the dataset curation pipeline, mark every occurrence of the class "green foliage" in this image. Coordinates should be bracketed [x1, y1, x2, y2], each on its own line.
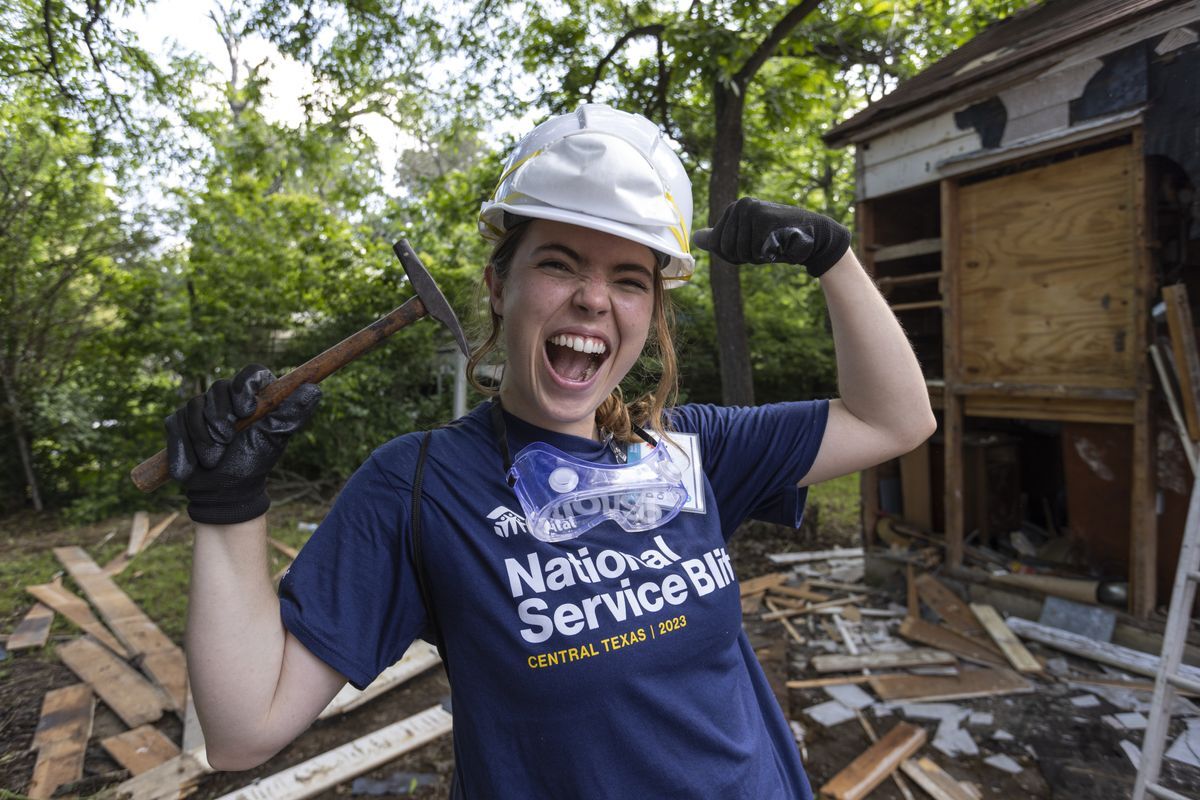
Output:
[0, 0, 1023, 519]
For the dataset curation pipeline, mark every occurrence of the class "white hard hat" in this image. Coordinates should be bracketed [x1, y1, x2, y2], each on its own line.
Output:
[479, 104, 695, 289]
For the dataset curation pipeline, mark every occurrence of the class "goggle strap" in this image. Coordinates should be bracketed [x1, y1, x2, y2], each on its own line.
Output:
[490, 397, 658, 486]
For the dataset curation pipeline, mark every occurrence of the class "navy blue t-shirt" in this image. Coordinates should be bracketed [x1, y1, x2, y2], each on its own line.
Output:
[280, 399, 828, 799]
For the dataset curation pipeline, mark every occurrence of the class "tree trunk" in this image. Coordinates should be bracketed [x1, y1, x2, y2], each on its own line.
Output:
[708, 82, 755, 406]
[1, 367, 43, 511]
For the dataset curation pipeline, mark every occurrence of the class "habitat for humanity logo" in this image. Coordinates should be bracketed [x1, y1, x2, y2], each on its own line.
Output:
[488, 506, 527, 538]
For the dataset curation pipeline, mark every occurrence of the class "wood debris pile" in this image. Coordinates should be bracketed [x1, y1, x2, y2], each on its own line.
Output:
[747, 549, 1200, 799]
[2, 512, 448, 800]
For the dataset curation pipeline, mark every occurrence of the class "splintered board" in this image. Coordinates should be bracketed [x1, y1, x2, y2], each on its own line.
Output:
[7, 602, 55, 650]
[54, 546, 186, 712]
[868, 667, 1033, 702]
[819, 722, 927, 800]
[102, 724, 180, 775]
[26, 580, 131, 659]
[28, 684, 94, 800]
[57, 637, 166, 728]
[956, 144, 1137, 389]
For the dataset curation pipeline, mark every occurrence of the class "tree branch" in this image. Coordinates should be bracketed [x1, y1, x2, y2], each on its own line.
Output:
[586, 24, 665, 102]
[734, 0, 823, 86]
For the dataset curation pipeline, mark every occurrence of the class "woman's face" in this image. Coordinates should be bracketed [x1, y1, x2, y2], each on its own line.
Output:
[488, 219, 658, 438]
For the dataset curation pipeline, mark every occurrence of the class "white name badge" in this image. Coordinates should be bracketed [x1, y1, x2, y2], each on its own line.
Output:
[629, 433, 705, 515]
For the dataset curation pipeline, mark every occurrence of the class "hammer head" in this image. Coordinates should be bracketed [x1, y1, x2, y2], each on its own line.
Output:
[392, 240, 471, 358]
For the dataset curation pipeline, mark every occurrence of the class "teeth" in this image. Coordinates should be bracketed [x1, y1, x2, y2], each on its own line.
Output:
[550, 334, 606, 355]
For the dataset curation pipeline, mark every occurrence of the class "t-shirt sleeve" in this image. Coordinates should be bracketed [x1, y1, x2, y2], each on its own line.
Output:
[278, 441, 430, 690]
[669, 401, 829, 533]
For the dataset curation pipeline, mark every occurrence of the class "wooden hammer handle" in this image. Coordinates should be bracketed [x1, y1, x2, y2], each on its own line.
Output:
[130, 295, 428, 493]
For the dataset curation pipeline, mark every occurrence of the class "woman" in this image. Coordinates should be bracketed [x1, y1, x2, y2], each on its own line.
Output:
[171, 104, 934, 798]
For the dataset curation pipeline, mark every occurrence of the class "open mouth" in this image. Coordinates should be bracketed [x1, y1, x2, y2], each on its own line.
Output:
[545, 333, 609, 383]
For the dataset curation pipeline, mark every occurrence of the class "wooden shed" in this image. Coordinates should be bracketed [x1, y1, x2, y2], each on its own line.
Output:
[824, 0, 1200, 618]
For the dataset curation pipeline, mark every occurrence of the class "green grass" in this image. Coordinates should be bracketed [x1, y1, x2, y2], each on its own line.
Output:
[807, 472, 861, 537]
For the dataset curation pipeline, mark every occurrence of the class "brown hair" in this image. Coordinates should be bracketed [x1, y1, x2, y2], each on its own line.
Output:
[467, 223, 679, 443]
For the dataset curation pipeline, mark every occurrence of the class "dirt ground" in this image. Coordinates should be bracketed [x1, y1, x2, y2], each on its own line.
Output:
[3, 505, 1199, 799]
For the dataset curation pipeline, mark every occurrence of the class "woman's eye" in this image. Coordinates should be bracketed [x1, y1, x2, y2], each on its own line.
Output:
[619, 279, 650, 292]
[539, 260, 571, 272]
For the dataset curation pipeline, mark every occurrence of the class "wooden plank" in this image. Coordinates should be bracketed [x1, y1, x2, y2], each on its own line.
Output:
[891, 300, 943, 313]
[767, 547, 863, 564]
[106, 511, 181, 577]
[738, 572, 788, 596]
[957, 146, 1137, 390]
[914, 574, 981, 637]
[761, 595, 869, 621]
[741, 592, 764, 615]
[969, 603, 1043, 673]
[182, 684, 205, 754]
[770, 583, 831, 603]
[900, 441, 932, 529]
[1162, 284, 1200, 439]
[1131, 126, 1157, 619]
[963, 394, 1134, 425]
[266, 536, 300, 560]
[116, 752, 211, 800]
[941, 177, 963, 570]
[8, 602, 54, 650]
[1007, 616, 1200, 683]
[765, 598, 807, 646]
[54, 545, 186, 712]
[819, 722, 927, 800]
[872, 240, 943, 263]
[898, 616, 1007, 667]
[868, 668, 1033, 703]
[786, 674, 877, 690]
[102, 724, 181, 775]
[318, 642, 441, 719]
[876, 269, 942, 289]
[812, 648, 957, 674]
[26, 579, 131, 659]
[899, 757, 977, 800]
[855, 711, 918, 800]
[213, 705, 453, 800]
[28, 684, 94, 800]
[126, 512, 151, 558]
[57, 637, 165, 728]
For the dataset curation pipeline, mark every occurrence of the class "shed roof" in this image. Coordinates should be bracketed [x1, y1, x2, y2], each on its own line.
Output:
[824, 0, 1186, 147]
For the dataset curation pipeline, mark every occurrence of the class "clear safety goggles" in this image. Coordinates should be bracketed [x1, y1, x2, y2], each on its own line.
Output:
[507, 440, 689, 543]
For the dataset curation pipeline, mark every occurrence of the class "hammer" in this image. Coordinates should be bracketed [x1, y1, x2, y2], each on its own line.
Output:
[130, 240, 470, 492]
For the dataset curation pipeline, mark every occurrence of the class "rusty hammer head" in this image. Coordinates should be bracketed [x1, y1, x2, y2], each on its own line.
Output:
[392, 239, 470, 357]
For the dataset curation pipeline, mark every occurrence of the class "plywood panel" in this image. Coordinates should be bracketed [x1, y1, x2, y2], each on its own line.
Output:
[957, 145, 1137, 389]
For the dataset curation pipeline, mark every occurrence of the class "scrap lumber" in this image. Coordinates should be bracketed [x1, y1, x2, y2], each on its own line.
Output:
[769, 546, 863, 565]
[318, 641, 442, 719]
[765, 598, 806, 645]
[969, 603, 1043, 673]
[57, 637, 166, 727]
[105, 512, 181, 577]
[214, 704, 453, 800]
[54, 545, 186, 712]
[7, 602, 55, 650]
[868, 668, 1034, 703]
[28, 684, 94, 800]
[761, 595, 869, 621]
[899, 616, 1007, 667]
[1151, 342, 1199, 471]
[115, 751, 211, 800]
[812, 648, 957, 674]
[266, 536, 301, 560]
[771, 583, 831, 602]
[819, 721, 927, 800]
[102, 724, 180, 775]
[1007, 616, 1200, 683]
[855, 711, 916, 800]
[741, 592, 765, 614]
[26, 579, 132, 659]
[898, 757, 977, 800]
[806, 580, 871, 593]
[181, 685, 205, 754]
[914, 574, 983, 637]
[127, 512, 151, 558]
[787, 675, 877, 690]
[739, 572, 788, 596]
[1163, 283, 1200, 440]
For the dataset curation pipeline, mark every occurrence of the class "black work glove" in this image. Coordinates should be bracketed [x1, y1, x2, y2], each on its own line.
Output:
[165, 364, 321, 525]
[694, 197, 851, 278]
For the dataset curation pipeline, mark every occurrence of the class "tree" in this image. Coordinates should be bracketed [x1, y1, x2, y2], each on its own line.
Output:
[487, 0, 1025, 405]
